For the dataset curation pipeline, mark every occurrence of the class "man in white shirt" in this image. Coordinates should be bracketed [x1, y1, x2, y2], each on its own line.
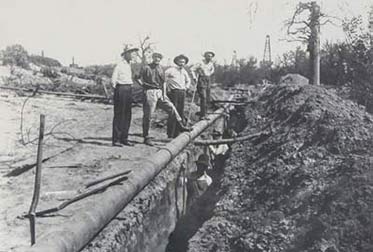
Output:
[111, 47, 138, 147]
[191, 51, 215, 119]
[165, 54, 192, 138]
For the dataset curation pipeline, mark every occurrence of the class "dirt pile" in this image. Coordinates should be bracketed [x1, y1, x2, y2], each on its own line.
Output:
[188, 83, 373, 252]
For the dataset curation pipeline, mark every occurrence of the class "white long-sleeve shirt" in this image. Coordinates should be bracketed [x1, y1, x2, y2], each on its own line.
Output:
[191, 59, 215, 79]
[111, 59, 133, 87]
[165, 66, 191, 90]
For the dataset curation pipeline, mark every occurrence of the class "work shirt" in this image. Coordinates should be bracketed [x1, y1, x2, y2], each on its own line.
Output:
[209, 144, 229, 157]
[187, 171, 212, 201]
[191, 59, 215, 78]
[140, 63, 165, 90]
[111, 59, 133, 87]
[165, 66, 191, 90]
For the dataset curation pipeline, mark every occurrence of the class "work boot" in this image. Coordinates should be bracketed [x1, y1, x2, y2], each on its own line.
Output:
[112, 142, 123, 147]
[179, 123, 192, 132]
[121, 140, 134, 147]
[144, 137, 154, 146]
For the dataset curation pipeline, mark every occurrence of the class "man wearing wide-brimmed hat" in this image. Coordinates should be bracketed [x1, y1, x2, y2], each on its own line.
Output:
[111, 47, 139, 147]
[191, 51, 215, 120]
[165, 54, 192, 138]
[138, 52, 192, 146]
[186, 154, 212, 203]
[209, 129, 230, 171]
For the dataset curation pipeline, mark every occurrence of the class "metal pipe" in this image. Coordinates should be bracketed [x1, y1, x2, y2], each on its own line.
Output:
[194, 131, 269, 146]
[24, 107, 227, 252]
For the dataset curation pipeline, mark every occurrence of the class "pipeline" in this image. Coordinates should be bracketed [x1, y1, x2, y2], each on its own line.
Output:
[24, 106, 229, 252]
[193, 131, 269, 146]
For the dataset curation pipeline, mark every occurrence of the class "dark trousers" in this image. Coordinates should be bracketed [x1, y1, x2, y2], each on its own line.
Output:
[197, 76, 211, 117]
[112, 84, 132, 144]
[167, 89, 186, 138]
[142, 89, 181, 138]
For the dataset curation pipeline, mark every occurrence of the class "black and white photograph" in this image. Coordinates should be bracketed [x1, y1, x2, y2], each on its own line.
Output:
[1, 0, 373, 251]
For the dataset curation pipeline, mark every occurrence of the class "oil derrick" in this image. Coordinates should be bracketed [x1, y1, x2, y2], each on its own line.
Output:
[262, 35, 272, 66]
[231, 50, 239, 69]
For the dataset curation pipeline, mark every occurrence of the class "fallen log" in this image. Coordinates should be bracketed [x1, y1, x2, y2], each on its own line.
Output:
[193, 131, 269, 146]
[0, 85, 109, 100]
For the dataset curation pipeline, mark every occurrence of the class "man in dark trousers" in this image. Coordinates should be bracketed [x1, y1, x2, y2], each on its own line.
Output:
[111, 47, 139, 147]
[165, 54, 192, 138]
[192, 51, 215, 120]
[138, 52, 191, 146]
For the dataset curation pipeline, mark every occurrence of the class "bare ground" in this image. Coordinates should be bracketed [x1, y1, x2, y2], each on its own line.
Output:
[0, 90, 195, 251]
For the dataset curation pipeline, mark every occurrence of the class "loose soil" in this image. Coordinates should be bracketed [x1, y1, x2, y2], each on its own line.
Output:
[0, 90, 200, 251]
[187, 83, 373, 252]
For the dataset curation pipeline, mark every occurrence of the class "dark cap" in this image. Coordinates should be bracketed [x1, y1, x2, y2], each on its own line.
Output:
[195, 154, 209, 167]
[152, 52, 163, 59]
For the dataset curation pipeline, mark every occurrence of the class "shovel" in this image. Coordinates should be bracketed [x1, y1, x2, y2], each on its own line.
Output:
[186, 74, 199, 125]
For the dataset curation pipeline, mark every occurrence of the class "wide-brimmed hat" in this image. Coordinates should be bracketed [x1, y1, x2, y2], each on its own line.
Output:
[211, 129, 222, 137]
[152, 52, 163, 59]
[204, 51, 215, 57]
[121, 47, 139, 57]
[195, 154, 209, 167]
[174, 54, 189, 65]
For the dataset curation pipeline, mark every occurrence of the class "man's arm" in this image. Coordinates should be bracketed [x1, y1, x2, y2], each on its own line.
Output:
[190, 63, 201, 81]
[111, 65, 119, 87]
[210, 63, 215, 75]
[184, 69, 192, 90]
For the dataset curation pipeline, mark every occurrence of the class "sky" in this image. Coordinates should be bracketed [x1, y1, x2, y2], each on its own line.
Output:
[0, 0, 371, 66]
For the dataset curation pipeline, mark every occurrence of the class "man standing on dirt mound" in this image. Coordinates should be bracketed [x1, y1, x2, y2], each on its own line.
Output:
[192, 51, 215, 120]
[111, 47, 139, 147]
[165, 54, 192, 138]
[138, 52, 192, 146]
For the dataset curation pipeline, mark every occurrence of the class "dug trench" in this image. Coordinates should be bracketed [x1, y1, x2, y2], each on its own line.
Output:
[80, 106, 248, 252]
[84, 82, 372, 252]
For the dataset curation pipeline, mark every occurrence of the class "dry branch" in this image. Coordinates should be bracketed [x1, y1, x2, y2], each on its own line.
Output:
[33, 175, 129, 217]
[85, 170, 132, 188]
[27, 114, 45, 245]
[0, 85, 108, 99]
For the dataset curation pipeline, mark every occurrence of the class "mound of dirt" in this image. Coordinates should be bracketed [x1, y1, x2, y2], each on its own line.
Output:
[187, 83, 373, 252]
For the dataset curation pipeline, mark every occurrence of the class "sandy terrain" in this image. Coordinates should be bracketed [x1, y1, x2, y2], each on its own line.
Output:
[0, 90, 176, 251]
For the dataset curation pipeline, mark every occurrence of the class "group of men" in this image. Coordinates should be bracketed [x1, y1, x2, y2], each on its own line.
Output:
[111, 47, 215, 147]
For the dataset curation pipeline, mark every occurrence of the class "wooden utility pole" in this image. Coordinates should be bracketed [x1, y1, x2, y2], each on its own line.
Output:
[28, 114, 45, 245]
[310, 1, 320, 85]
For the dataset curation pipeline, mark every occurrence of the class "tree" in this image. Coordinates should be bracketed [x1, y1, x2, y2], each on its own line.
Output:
[138, 35, 155, 65]
[284, 1, 337, 85]
[2, 44, 29, 68]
